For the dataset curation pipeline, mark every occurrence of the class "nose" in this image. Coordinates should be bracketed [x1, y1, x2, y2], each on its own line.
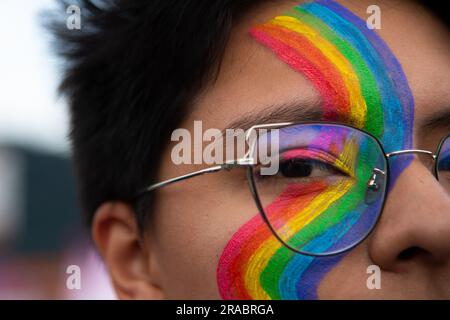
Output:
[368, 156, 450, 271]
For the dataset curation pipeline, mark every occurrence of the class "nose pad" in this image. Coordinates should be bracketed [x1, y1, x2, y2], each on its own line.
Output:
[365, 168, 386, 205]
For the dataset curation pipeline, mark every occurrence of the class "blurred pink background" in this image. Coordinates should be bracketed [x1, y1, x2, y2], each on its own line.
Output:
[0, 0, 115, 299]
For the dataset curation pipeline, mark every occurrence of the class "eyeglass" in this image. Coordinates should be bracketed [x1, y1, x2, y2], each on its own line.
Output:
[137, 122, 450, 257]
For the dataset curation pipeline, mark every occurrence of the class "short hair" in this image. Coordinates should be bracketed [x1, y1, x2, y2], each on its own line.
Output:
[51, 0, 265, 230]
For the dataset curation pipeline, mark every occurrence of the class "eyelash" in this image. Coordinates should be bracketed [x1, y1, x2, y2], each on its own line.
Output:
[253, 151, 351, 182]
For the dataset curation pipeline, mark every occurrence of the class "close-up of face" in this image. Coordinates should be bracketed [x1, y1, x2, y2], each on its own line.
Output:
[89, 0, 450, 300]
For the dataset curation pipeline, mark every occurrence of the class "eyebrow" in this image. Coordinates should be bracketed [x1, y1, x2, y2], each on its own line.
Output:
[227, 101, 450, 137]
[226, 99, 325, 132]
[420, 109, 450, 133]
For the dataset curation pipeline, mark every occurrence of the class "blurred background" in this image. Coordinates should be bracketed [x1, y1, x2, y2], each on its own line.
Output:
[0, 0, 115, 299]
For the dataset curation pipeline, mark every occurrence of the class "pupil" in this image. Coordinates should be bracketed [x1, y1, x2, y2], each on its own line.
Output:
[280, 159, 313, 178]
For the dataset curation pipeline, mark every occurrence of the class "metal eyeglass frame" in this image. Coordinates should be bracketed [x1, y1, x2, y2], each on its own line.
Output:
[136, 121, 450, 257]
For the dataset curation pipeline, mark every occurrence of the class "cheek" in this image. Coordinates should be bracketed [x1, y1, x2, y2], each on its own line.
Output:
[151, 182, 256, 299]
[216, 166, 390, 301]
[216, 181, 352, 300]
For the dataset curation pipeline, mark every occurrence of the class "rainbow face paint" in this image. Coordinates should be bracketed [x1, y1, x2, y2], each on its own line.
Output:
[217, 0, 415, 300]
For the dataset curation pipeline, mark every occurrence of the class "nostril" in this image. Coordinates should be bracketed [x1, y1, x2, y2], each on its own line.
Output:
[398, 246, 430, 260]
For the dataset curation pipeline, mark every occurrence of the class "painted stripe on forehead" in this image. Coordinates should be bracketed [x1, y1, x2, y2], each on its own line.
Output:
[316, 0, 414, 150]
[298, 1, 414, 152]
[253, 24, 351, 121]
[251, 19, 369, 130]
[217, 0, 415, 300]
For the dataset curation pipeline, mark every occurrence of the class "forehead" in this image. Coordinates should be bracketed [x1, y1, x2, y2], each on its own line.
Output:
[189, 0, 450, 134]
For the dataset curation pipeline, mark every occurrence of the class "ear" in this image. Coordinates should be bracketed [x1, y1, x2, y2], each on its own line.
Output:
[92, 202, 164, 299]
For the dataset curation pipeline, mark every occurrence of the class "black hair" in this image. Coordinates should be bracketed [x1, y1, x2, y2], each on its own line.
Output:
[51, 0, 448, 231]
[419, 1, 449, 28]
[51, 0, 266, 230]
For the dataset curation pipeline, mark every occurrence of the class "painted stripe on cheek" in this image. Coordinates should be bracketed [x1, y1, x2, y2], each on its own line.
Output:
[217, 0, 415, 300]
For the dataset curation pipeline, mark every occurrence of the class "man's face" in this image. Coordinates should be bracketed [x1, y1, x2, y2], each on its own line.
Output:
[96, 0, 450, 299]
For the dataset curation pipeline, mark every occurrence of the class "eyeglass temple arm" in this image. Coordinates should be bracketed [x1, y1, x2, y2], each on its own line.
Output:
[138, 159, 254, 195]
[140, 165, 223, 194]
[138, 123, 290, 196]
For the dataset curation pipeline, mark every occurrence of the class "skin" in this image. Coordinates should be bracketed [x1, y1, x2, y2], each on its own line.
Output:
[92, 0, 450, 299]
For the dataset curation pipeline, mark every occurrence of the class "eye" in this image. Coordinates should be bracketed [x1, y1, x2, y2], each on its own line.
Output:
[279, 158, 313, 178]
[279, 157, 345, 179]
[254, 147, 351, 183]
